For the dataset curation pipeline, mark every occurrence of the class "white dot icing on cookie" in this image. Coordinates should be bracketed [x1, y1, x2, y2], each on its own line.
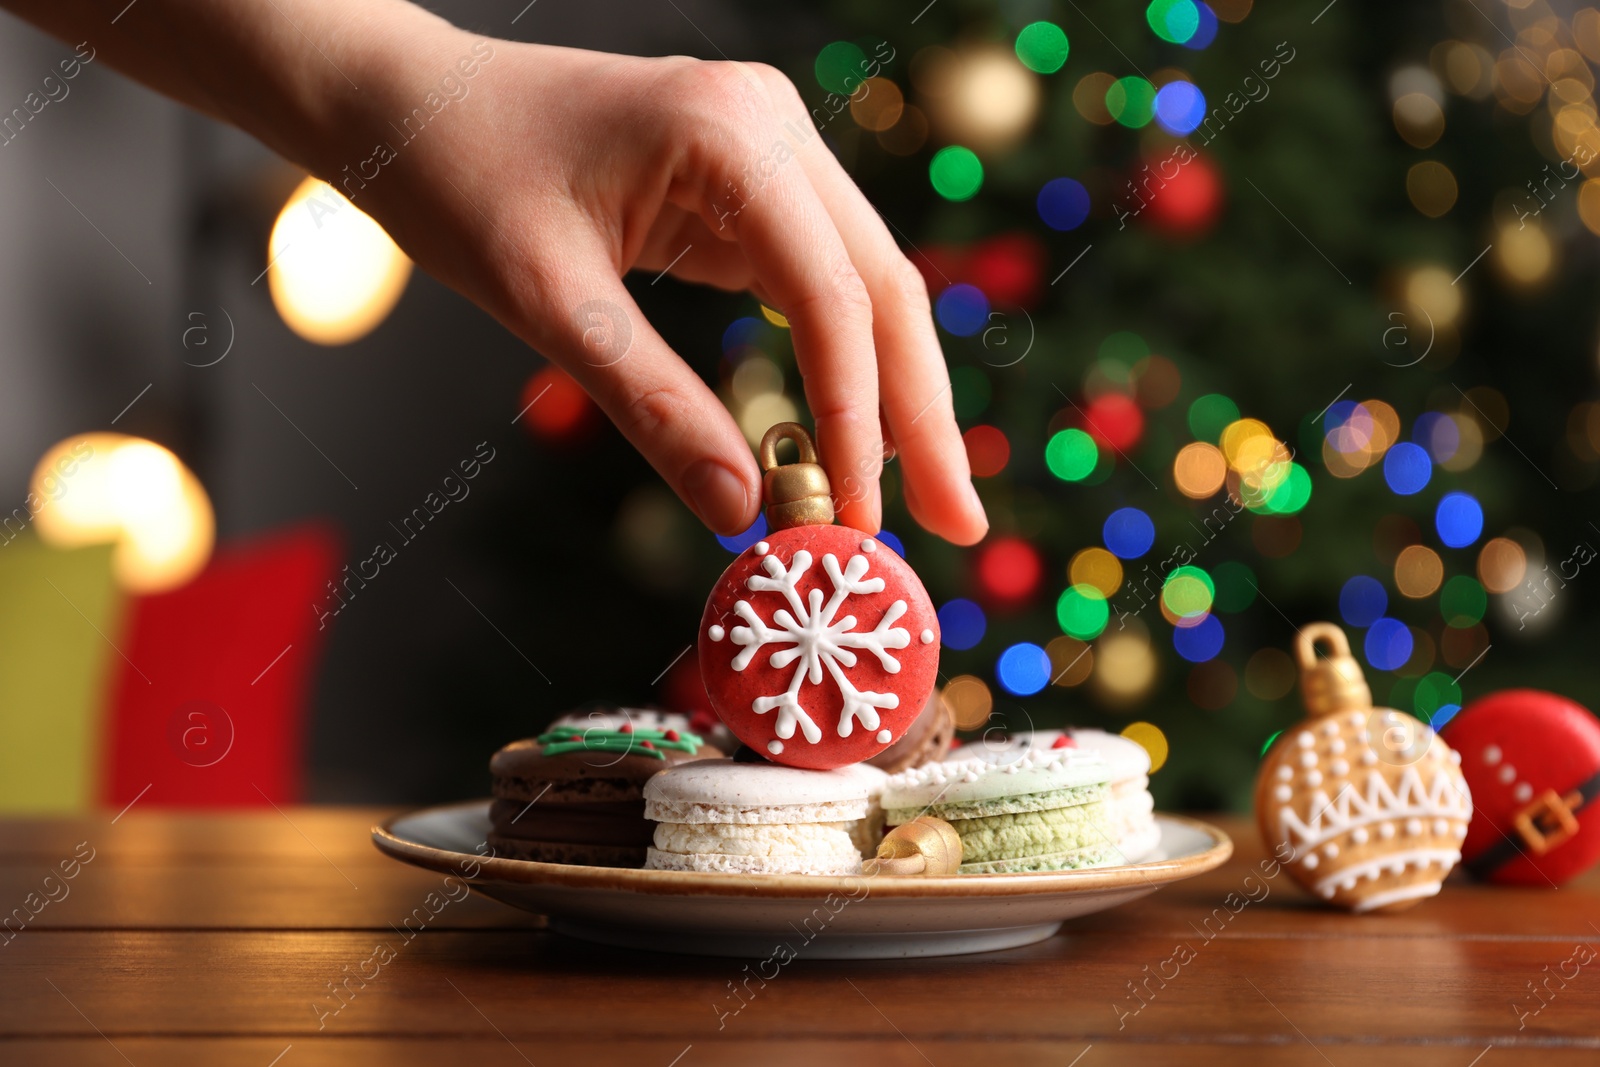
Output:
[1380, 822, 1396, 839]
[708, 625, 726, 642]
[1482, 745, 1501, 765]
[1299, 751, 1317, 768]
[767, 740, 783, 755]
[1328, 739, 1346, 755]
[1297, 732, 1314, 749]
[1498, 765, 1516, 784]
[1323, 843, 1339, 859]
[1359, 731, 1372, 743]
[1321, 721, 1339, 737]
[876, 729, 892, 743]
[1276, 766, 1294, 782]
[861, 539, 878, 553]
[1449, 749, 1462, 765]
[753, 541, 770, 556]
[1306, 770, 1323, 787]
[1351, 827, 1369, 845]
[1514, 782, 1533, 803]
[1405, 818, 1423, 836]
[920, 629, 935, 644]
[1348, 712, 1365, 726]
[1303, 853, 1319, 869]
[1454, 822, 1468, 838]
[1432, 818, 1450, 835]
[1274, 784, 1292, 801]
[1330, 759, 1349, 776]
[1361, 750, 1378, 766]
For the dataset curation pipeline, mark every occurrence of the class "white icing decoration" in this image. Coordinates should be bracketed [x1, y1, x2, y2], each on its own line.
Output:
[1449, 750, 1462, 765]
[708, 625, 726, 642]
[1454, 822, 1468, 838]
[1321, 886, 1336, 899]
[1348, 878, 1447, 913]
[1297, 732, 1314, 748]
[1432, 818, 1450, 835]
[1323, 843, 1339, 859]
[876, 729, 892, 744]
[1351, 827, 1369, 845]
[1330, 759, 1350, 776]
[1361, 750, 1378, 766]
[1498, 765, 1516, 784]
[1306, 771, 1323, 787]
[861, 539, 877, 553]
[1348, 712, 1365, 726]
[1303, 853, 1319, 869]
[1482, 745, 1501, 765]
[767, 740, 784, 755]
[1273, 765, 1470, 855]
[1514, 782, 1533, 803]
[1329, 739, 1346, 755]
[1299, 751, 1317, 768]
[1276, 766, 1294, 782]
[1275, 785, 1292, 801]
[728, 549, 910, 744]
[1321, 721, 1339, 737]
[920, 629, 934, 644]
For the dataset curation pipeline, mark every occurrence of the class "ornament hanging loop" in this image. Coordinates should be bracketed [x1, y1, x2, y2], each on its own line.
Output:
[1295, 622, 1373, 718]
[759, 422, 835, 530]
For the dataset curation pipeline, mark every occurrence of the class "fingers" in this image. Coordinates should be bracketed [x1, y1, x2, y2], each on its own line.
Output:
[531, 227, 761, 535]
[670, 64, 885, 534]
[762, 74, 988, 546]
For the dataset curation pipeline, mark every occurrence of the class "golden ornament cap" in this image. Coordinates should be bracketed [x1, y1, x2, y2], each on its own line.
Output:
[1295, 621, 1373, 718]
[862, 816, 963, 876]
[759, 422, 834, 531]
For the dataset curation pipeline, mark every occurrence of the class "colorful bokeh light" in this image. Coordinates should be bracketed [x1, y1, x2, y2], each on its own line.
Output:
[1015, 21, 1070, 74]
[930, 145, 984, 200]
[1057, 583, 1111, 640]
[936, 283, 990, 336]
[1037, 177, 1091, 230]
[1435, 491, 1484, 548]
[1103, 507, 1156, 559]
[1173, 614, 1224, 662]
[997, 641, 1052, 695]
[1338, 575, 1388, 628]
[1046, 428, 1099, 481]
[938, 598, 987, 650]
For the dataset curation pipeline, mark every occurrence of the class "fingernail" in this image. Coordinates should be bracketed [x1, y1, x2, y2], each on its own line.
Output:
[967, 482, 988, 523]
[685, 460, 751, 535]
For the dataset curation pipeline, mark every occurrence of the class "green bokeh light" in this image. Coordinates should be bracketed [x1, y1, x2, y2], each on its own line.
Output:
[930, 145, 984, 201]
[1188, 393, 1240, 443]
[1046, 428, 1099, 481]
[1258, 463, 1313, 515]
[1414, 671, 1463, 718]
[1440, 575, 1487, 627]
[1106, 77, 1157, 128]
[1057, 584, 1111, 640]
[1147, 0, 1200, 44]
[814, 41, 868, 96]
[1098, 330, 1150, 363]
[1163, 565, 1215, 618]
[1015, 21, 1070, 74]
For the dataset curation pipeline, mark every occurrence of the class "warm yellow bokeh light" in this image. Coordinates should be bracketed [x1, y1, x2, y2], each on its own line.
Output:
[1406, 161, 1458, 217]
[760, 305, 790, 329]
[1092, 630, 1158, 706]
[1477, 537, 1528, 594]
[1173, 441, 1228, 498]
[1393, 92, 1445, 147]
[1395, 543, 1444, 599]
[736, 392, 800, 446]
[269, 177, 411, 346]
[941, 46, 1040, 147]
[32, 434, 214, 594]
[1046, 635, 1094, 687]
[941, 674, 994, 730]
[1121, 721, 1169, 773]
[1495, 222, 1554, 285]
[1069, 547, 1123, 597]
[1405, 265, 1461, 327]
[850, 77, 905, 132]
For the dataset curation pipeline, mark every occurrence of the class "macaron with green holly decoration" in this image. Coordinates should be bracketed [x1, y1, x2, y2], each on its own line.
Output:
[489, 716, 725, 867]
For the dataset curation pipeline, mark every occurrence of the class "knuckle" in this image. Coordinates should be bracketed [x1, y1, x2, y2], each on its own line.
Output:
[677, 60, 769, 131]
[619, 383, 686, 442]
[888, 257, 932, 314]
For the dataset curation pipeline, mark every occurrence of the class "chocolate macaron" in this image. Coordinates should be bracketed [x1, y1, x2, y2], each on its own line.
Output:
[866, 689, 956, 773]
[489, 723, 723, 867]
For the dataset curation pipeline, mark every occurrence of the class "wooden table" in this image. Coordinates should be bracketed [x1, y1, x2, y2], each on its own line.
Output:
[1, 807, 1597, 1065]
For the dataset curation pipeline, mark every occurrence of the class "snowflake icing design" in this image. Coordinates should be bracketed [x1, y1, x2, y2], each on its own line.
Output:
[717, 548, 911, 746]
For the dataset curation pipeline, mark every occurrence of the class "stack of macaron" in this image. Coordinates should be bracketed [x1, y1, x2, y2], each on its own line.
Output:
[882, 746, 1122, 873]
[955, 729, 1161, 863]
[488, 711, 724, 867]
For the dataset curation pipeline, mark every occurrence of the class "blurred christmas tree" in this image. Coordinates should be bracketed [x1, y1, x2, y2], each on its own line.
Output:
[493, 0, 1600, 813]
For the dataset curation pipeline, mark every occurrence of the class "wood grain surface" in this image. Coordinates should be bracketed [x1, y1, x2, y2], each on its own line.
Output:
[1, 807, 1596, 1065]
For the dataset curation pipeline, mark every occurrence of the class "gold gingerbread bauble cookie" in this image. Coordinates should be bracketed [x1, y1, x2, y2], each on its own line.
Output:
[1255, 623, 1473, 913]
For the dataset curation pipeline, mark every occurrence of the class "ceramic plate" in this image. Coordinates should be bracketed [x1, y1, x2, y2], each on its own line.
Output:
[373, 802, 1232, 959]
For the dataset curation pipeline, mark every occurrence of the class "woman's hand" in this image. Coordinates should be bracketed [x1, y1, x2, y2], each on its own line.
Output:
[3, 0, 989, 544]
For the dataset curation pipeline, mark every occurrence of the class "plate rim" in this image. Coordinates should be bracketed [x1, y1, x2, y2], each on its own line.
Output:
[372, 801, 1233, 900]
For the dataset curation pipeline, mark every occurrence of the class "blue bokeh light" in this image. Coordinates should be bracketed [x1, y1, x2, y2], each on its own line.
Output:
[1154, 81, 1207, 136]
[1436, 491, 1484, 548]
[936, 284, 990, 337]
[1413, 411, 1459, 463]
[938, 598, 987, 651]
[1323, 400, 1360, 445]
[1173, 614, 1224, 662]
[997, 642, 1052, 696]
[716, 511, 769, 553]
[1339, 575, 1388, 628]
[1037, 178, 1091, 231]
[1430, 703, 1462, 730]
[1383, 442, 1433, 496]
[721, 316, 764, 355]
[875, 529, 906, 557]
[1365, 618, 1414, 672]
[1103, 507, 1156, 559]
[1181, 2, 1218, 49]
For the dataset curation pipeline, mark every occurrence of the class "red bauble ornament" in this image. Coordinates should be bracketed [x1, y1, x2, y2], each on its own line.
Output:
[1143, 153, 1223, 238]
[698, 425, 940, 770]
[1443, 689, 1600, 886]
